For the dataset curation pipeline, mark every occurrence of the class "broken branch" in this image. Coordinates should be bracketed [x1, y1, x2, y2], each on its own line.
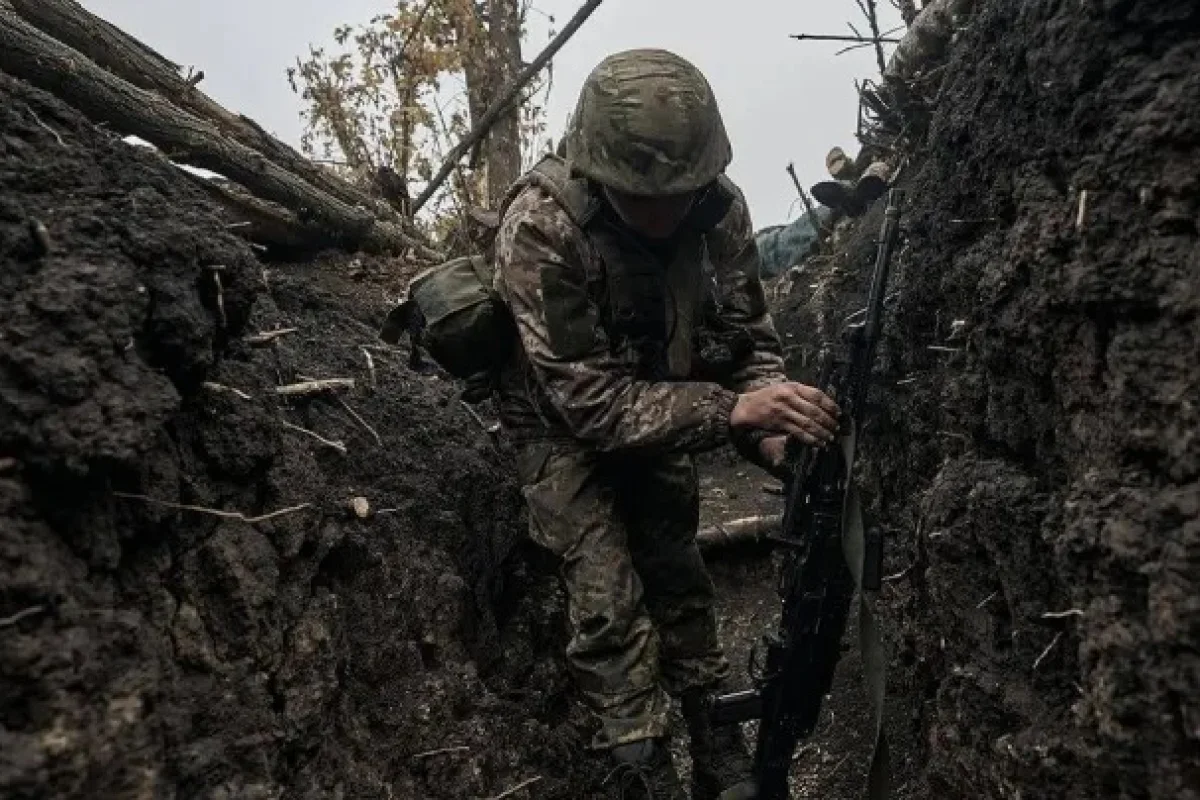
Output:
[412, 0, 607, 213]
[275, 378, 355, 396]
[790, 33, 901, 44]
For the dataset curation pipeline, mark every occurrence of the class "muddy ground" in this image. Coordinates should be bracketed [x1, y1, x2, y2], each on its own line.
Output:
[2, 0, 1198, 797]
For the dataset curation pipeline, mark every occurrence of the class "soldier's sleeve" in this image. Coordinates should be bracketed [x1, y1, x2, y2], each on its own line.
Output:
[495, 188, 738, 454]
[707, 182, 789, 392]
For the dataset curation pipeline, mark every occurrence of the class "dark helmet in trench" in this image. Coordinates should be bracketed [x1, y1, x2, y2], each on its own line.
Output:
[564, 49, 732, 196]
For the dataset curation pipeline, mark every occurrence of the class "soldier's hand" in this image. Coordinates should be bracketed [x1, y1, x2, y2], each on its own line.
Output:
[730, 383, 840, 445]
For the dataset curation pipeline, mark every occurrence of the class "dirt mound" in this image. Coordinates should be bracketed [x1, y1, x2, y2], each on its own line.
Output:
[774, 1, 1200, 797]
[0, 71, 602, 799]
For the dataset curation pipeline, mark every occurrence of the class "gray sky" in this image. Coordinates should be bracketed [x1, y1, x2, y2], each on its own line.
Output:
[82, 0, 900, 227]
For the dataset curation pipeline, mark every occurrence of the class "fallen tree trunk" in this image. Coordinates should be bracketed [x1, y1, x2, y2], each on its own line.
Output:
[6, 0, 421, 238]
[175, 168, 331, 252]
[0, 2, 443, 261]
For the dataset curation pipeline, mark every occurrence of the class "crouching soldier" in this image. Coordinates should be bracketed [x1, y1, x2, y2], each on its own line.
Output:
[493, 49, 840, 799]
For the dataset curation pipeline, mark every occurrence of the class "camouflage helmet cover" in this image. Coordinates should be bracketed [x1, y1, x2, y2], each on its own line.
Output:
[564, 49, 732, 196]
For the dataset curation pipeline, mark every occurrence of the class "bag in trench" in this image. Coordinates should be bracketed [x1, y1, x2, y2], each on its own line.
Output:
[379, 254, 514, 384]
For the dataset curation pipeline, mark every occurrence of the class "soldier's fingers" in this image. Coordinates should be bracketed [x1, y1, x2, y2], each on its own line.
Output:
[792, 384, 841, 416]
[780, 422, 822, 446]
[783, 409, 834, 443]
[780, 396, 838, 433]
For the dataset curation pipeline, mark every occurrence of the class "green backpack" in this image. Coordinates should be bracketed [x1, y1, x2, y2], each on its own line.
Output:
[379, 254, 514, 382]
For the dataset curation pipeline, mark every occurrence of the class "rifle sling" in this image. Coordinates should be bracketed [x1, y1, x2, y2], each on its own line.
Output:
[840, 428, 890, 800]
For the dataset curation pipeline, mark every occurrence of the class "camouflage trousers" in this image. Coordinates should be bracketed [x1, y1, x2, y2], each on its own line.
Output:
[514, 442, 730, 749]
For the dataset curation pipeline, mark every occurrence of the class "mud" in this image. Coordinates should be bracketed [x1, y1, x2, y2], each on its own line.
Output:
[0, 71, 596, 799]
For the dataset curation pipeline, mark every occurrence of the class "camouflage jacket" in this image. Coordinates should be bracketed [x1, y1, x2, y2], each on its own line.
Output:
[493, 156, 787, 454]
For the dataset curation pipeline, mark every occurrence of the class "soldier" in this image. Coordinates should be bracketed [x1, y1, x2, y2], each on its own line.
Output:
[493, 49, 840, 799]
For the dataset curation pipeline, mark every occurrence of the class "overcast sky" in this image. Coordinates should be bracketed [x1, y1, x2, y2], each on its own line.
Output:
[82, 0, 900, 227]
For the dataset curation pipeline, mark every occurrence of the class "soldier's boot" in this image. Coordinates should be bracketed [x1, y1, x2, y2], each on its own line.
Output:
[605, 738, 687, 800]
[680, 688, 757, 800]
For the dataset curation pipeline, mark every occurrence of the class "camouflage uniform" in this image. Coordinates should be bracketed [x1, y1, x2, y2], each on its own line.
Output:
[494, 150, 787, 747]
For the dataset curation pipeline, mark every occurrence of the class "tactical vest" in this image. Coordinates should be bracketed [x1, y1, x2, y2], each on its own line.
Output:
[501, 155, 738, 381]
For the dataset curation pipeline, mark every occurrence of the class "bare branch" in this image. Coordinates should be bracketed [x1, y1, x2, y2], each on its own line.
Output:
[790, 33, 901, 45]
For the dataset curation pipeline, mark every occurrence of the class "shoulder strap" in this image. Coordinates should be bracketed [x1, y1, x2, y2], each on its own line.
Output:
[499, 154, 601, 229]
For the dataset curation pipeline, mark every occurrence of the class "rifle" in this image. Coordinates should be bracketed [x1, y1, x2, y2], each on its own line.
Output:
[710, 188, 904, 800]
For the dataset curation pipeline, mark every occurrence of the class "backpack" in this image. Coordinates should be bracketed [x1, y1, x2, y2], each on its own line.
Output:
[379, 254, 513, 382]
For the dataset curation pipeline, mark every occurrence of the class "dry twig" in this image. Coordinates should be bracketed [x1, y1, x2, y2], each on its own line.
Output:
[484, 776, 542, 800]
[976, 590, 999, 610]
[245, 327, 298, 346]
[1041, 609, 1084, 620]
[208, 266, 227, 327]
[361, 347, 377, 388]
[112, 492, 313, 524]
[202, 381, 252, 400]
[281, 420, 347, 454]
[412, 745, 470, 759]
[1032, 631, 1064, 671]
[460, 401, 501, 435]
[337, 398, 382, 446]
[275, 378, 355, 396]
[790, 33, 901, 44]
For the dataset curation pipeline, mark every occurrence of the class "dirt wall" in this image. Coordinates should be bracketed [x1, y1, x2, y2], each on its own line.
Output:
[775, 1, 1199, 797]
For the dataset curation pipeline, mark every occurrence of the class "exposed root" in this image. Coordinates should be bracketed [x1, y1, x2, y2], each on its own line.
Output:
[0, 605, 47, 629]
[112, 493, 314, 524]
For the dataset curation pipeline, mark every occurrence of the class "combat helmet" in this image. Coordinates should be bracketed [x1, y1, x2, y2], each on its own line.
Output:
[564, 49, 732, 196]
